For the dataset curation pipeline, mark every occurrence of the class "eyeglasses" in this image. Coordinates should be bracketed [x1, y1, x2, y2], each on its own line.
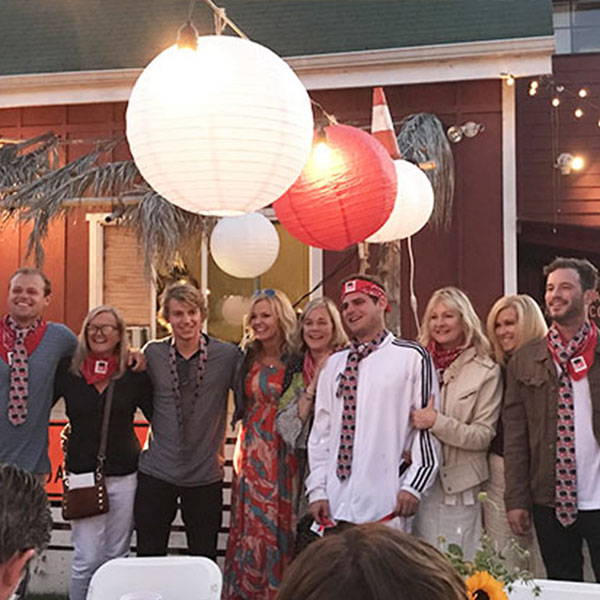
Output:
[252, 288, 276, 298]
[87, 324, 119, 335]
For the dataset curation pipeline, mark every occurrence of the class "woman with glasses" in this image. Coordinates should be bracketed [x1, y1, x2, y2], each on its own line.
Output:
[54, 305, 153, 600]
[223, 289, 300, 600]
[275, 297, 348, 551]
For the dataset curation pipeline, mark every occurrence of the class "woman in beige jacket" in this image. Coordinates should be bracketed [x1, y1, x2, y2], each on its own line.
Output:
[412, 287, 502, 559]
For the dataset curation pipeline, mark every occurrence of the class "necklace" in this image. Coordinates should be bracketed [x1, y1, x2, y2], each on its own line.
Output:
[259, 355, 282, 369]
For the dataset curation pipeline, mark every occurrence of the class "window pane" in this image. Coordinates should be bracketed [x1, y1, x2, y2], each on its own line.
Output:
[554, 27, 572, 53]
[572, 1, 600, 26]
[553, 2, 571, 27]
[572, 25, 600, 51]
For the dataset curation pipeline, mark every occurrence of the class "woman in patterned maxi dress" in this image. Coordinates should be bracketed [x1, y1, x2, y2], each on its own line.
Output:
[223, 289, 300, 599]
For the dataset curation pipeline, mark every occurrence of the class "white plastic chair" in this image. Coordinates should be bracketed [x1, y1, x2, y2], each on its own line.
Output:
[86, 556, 222, 600]
[508, 578, 600, 599]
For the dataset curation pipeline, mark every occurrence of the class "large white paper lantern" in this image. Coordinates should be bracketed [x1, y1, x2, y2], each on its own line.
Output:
[126, 35, 314, 216]
[210, 212, 279, 278]
[367, 159, 434, 242]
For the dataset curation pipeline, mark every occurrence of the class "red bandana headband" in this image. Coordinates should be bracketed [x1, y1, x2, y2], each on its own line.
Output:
[341, 278, 390, 311]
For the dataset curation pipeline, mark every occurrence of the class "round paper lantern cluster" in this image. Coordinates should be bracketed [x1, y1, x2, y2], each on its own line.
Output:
[273, 124, 396, 251]
[127, 35, 314, 216]
[367, 159, 434, 242]
[210, 212, 280, 278]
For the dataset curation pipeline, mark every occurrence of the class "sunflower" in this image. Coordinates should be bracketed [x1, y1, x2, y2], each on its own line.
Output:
[465, 571, 508, 600]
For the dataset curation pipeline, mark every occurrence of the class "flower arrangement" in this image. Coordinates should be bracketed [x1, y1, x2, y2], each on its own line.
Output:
[443, 532, 541, 599]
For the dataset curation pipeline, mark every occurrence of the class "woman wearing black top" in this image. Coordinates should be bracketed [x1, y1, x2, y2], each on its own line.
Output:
[55, 305, 152, 600]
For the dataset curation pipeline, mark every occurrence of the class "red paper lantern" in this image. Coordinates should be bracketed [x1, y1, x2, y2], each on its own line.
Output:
[273, 124, 396, 250]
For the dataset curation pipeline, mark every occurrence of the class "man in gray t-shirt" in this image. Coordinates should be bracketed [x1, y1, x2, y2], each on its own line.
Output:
[0, 268, 77, 477]
[135, 282, 240, 560]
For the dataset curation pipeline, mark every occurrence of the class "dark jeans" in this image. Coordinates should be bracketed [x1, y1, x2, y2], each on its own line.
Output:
[134, 472, 222, 561]
[532, 504, 600, 581]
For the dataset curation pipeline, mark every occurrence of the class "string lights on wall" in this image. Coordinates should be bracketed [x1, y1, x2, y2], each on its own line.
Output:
[527, 75, 600, 125]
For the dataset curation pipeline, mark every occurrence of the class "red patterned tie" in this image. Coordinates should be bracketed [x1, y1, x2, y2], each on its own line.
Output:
[7, 322, 31, 426]
[336, 331, 387, 481]
[548, 322, 591, 527]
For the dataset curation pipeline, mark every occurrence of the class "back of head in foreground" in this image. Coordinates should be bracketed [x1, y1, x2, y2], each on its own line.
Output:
[277, 523, 467, 600]
[0, 463, 52, 600]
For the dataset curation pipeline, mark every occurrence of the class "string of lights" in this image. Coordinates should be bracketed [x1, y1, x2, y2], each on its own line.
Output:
[527, 74, 600, 126]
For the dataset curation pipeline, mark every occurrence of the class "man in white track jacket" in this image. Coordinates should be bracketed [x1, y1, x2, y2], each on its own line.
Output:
[307, 275, 440, 531]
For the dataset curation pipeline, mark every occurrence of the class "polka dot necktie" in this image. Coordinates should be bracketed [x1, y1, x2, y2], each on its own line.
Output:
[548, 321, 591, 527]
[336, 330, 388, 481]
[6, 317, 38, 426]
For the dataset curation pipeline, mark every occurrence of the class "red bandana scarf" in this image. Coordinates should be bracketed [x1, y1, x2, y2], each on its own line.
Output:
[302, 352, 316, 386]
[0, 315, 47, 426]
[427, 341, 463, 382]
[80, 354, 119, 385]
[547, 321, 597, 527]
[341, 278, 390, 311]
[336, 330, 388, 481]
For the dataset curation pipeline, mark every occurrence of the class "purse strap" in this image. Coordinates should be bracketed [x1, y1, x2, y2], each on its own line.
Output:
[96, 380, 115, 473]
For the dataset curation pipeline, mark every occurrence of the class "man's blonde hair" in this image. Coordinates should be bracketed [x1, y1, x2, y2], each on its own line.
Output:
[159, 282, 207, 322]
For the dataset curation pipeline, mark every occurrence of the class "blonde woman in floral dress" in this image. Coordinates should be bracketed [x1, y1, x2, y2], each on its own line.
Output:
[223, 289, 300, 599]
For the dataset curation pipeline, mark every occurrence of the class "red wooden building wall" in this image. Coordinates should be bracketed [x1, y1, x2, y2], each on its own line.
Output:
[516, 53, 600, 302]
[0, 77, 504, 336]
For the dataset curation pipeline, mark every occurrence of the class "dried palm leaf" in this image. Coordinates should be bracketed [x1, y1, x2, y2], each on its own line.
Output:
[121, 191, 215, 273]
[0, 133, 60, 201]
[397, 113, 454, 229]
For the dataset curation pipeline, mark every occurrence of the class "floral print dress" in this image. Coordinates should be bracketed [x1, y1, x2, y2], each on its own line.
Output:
[223, 361, 299, 599]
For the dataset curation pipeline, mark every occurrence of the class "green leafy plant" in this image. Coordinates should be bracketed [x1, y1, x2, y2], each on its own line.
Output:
[443, 532, 541, 597]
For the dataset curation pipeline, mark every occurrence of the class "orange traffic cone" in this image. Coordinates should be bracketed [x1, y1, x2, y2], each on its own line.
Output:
[371, 87, 401, 159]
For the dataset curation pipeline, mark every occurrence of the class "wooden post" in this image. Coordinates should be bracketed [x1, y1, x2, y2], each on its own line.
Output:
[378, 240, 402, 336]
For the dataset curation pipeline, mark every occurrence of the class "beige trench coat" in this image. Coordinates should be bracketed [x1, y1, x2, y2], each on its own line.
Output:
[431, 347, 503, 496]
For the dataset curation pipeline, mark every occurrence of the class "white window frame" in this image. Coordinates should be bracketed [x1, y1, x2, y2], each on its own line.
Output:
[85, 212, 157, 338]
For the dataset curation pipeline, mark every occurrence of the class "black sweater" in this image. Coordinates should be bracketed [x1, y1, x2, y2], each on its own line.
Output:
[54, 357, 153, 475]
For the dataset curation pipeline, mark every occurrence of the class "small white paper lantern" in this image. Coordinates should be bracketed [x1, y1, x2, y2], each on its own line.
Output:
[221, 295, 252, 326]
[367, 159, 434, 242]
[210, 213, 280, 278]
[126, 35, 313, 216]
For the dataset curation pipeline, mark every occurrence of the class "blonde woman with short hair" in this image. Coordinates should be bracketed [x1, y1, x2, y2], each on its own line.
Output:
[224, 289, 302, 599]
[276, 297, 348, 550]
[484, 294, 547, 575]
[412, 287, 502, 560]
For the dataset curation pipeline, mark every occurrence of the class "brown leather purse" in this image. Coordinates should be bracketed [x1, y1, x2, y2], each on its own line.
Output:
[62, 382, 114, 520]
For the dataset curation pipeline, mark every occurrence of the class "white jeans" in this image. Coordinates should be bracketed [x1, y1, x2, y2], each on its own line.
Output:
[69, 472, 137, 600]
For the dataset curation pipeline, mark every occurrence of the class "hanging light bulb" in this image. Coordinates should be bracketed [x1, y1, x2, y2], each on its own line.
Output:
[574, 108, 584, 118]
[530, 80, 539, 89]
[552, 97, 561, 107]
[555, 153, 585, 175]
[500, 72, 515, 86]
[597, 118, 600, 128]
[578, 88, 588, 98]
[556, 85, 565, 93]
[571, 155, 585, 171]
[529, 86, 538, 96]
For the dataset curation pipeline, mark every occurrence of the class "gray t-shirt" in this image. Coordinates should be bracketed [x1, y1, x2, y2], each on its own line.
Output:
[0, 322, 77, 473]
[139, 335, 241, 487]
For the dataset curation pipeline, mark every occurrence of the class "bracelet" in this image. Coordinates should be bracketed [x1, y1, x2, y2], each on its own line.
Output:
[303, 387, 315, 399]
